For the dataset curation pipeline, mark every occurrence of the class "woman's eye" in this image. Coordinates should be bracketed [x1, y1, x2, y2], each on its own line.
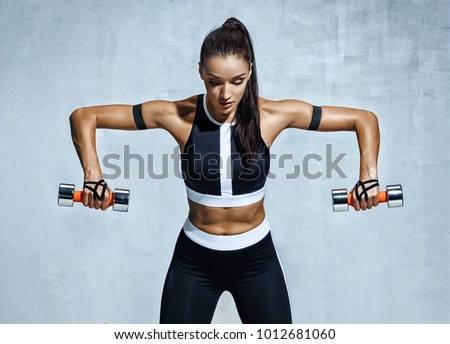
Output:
[208, 80, 244, 86]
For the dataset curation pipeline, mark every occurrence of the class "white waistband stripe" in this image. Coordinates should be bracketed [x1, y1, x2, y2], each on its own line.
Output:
[183, 217, 271, 251]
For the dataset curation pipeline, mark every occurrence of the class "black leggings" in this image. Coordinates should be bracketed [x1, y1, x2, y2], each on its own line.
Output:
[160, 229, 292, 324]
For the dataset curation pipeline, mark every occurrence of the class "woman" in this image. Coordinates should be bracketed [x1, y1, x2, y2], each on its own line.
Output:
[69, 17, 380, 323]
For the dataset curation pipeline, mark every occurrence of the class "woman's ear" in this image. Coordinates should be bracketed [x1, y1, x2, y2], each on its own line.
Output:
[198, 62, 204, 80]
[248, 63, 253, 79]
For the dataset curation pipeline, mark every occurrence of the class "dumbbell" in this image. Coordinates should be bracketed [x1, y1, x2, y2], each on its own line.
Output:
[58, 183, 130, 212]
[332, 184, 403, 212]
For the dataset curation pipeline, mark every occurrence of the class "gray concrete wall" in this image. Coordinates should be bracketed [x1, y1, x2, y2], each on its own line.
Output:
[0, 0, 448, 323]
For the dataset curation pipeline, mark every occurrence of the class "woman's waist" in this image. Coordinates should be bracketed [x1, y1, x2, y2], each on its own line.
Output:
[182, 215, 271, 251]
[187, 198, 265, 235]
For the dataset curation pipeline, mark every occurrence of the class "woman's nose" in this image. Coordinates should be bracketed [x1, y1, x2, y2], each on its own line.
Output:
[220, 84, 231, 100]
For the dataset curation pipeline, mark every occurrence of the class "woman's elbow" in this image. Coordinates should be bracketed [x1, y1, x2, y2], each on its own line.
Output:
[356, 110, 378, 128]
[69, 107, 94, 126]
[367, 111, 379, 129]
[368, 110, 378, 121]
[70, 107, 82, 123]
[352, 110, 379, 134]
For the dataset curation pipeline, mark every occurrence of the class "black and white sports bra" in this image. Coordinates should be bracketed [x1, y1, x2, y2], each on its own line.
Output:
[180, 94, 270, 207]
[132, 93, 322, 208]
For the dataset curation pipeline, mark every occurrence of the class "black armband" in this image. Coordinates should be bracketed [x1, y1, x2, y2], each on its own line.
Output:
[307, 105, 322, 131]
[133, 103, 148, 130]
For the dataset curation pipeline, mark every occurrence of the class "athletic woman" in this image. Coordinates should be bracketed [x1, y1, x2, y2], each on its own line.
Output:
[69, 17, 380, 323]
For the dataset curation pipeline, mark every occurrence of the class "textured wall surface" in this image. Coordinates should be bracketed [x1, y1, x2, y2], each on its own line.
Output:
[0, 0, 448, 323]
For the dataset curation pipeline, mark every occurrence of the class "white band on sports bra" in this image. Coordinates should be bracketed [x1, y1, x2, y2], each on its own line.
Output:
[183, 217, 271, 251]
[185, 185, 265, 207]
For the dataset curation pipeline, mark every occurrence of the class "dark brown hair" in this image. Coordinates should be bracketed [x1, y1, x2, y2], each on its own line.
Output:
[200, 17, 260, 166]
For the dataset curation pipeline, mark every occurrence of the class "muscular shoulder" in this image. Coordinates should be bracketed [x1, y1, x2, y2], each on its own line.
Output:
[173, 94, 198, 120]
[141, 94, 198, 130]
[257, 97, 314, 147]
[258, 96, 312, 130]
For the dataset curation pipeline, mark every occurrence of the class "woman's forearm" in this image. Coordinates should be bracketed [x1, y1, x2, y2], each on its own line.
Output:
[69, 108, 103, 179]
[354, 111, 380, 181]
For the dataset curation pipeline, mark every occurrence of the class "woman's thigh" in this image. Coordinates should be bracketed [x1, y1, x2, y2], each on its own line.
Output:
[160, 265, 222, 324]
[230, 234, 292, 324]
[159, 230, 222, 324]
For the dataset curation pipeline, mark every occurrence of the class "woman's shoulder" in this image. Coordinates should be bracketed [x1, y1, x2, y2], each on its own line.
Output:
[258, 96, 273, 112]
[174, 94, 199, 113]
[140, 94, 198, 132]
[258, 96, 287, 123]
[258, 97, 292, 119]
[154, 94, 197, 121]
[258, 96, 309, 114]
[150, 95, 199, 147]
[160, 94, 198, 121]
[257, 96, 312, 144]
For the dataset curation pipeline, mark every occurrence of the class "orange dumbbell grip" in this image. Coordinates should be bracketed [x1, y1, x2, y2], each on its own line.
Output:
[347, 191, 388, 205]
[73, 191, 114, 206]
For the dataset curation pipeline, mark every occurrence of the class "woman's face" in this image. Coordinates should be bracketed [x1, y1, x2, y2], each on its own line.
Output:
[199, 54, 252, 121]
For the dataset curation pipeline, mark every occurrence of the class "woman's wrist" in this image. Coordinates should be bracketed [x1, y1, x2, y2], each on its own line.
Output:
[359, 165, 378, 181]
[83, 165, 103, 181]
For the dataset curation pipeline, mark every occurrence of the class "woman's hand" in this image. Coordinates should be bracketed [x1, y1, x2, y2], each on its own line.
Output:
[349, 179, 380, 211]
[81, 172, 112, 211]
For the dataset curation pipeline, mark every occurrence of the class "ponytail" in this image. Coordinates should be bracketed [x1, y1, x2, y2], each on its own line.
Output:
[200, 17, 260, 166]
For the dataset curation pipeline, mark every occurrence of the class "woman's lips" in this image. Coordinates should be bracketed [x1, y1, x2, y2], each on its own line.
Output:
[219, 102, 233, 109]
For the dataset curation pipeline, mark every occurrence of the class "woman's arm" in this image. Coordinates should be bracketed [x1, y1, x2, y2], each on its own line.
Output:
[320, 106, 380, 211]
[270, 99, 380, 211]
[69, 101, 178, 210]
